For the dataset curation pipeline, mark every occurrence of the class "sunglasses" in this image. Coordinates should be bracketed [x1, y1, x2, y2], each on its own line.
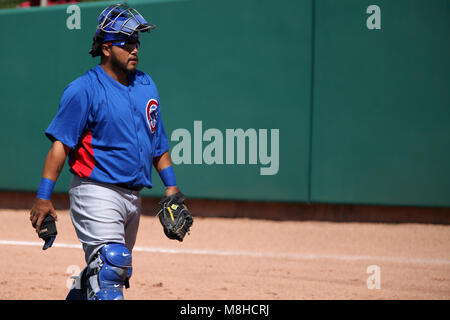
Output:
[104, 40, 141, 52]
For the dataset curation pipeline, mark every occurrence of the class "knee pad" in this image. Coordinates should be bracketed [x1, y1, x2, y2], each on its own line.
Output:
[86, 243, 132, 300]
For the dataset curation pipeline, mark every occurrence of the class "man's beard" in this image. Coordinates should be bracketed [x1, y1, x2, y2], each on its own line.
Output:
[110, 53, 137, 74]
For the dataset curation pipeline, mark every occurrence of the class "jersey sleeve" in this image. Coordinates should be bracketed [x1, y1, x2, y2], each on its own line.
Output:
[45, 79, 91, 149]
[153, 104, 170, 157]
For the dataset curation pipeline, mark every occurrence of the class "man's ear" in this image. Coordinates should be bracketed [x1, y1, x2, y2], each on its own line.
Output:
[101, 44, 111, 57]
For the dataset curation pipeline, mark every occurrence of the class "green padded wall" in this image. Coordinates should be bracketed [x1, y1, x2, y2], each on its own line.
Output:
[311, 0, 450, 207]
[1, 0, 449, 206]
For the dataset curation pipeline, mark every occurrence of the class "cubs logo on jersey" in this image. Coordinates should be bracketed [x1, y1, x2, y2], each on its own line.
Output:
[146, 99, 158, 133]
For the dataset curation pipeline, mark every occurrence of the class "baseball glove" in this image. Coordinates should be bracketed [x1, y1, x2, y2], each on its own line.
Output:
[158, 192, 193, 241]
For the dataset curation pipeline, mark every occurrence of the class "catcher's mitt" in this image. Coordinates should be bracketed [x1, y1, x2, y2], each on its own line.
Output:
[158, 192, 193, 241]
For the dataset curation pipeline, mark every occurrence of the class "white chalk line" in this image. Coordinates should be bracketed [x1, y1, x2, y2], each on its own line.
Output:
[1, 239, 449, 265]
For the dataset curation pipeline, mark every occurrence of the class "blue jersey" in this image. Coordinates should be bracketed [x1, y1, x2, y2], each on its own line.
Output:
[46, 64, 169, 189]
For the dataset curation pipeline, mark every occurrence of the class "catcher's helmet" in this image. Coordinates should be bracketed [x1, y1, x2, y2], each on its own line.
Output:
[89, 3, 156, 57]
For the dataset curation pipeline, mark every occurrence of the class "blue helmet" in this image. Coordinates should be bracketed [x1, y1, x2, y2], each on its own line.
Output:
[89, 3, 156, 57]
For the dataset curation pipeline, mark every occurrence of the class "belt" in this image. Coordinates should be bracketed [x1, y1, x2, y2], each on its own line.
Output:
[115, 183, 143, 192]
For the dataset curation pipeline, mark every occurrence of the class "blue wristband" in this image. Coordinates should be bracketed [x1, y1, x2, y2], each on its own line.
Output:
[37, 178, 56, 200]
[159, 166, 177, 187]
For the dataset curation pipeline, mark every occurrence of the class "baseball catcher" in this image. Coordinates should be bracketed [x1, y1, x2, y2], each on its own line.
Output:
[158, 192, 193, 241]
[29, 3, 193, 300]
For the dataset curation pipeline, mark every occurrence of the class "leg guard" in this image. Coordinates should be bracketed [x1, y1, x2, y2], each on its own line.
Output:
[85, 243, 132, 300]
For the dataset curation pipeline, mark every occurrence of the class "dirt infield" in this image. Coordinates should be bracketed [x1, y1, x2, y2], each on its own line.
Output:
[0, 208, 449, 300]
